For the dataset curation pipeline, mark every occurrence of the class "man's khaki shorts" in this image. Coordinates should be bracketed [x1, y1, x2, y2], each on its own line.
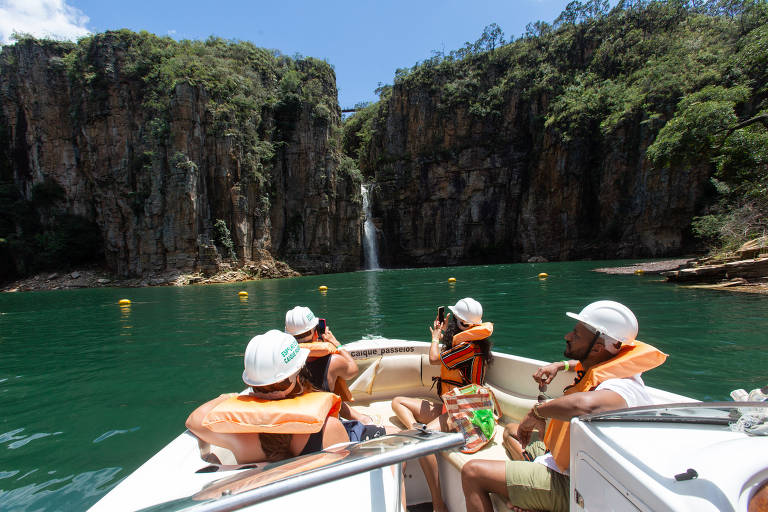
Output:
[505, 441, 570, 512]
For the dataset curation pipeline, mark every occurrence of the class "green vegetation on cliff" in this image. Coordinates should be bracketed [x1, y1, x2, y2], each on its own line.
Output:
[0, 31, 343, 280]
[344, 0, 768, 254]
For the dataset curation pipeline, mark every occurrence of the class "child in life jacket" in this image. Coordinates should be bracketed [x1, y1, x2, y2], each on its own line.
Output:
[285, 306, 373, 425]
[185, 330, 349, 463]
[391, 297, 494, 512]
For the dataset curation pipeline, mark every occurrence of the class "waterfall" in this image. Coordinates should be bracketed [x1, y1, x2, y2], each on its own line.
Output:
[361, 184, 381, 270]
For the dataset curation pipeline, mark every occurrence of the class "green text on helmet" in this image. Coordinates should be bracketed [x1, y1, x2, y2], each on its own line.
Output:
[281, 340, 300, 364]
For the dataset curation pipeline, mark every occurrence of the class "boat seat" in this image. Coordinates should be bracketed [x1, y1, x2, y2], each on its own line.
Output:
[349, 397, 535, 468]
[484, 384, 538, 425]
[350, 396, 436, 429]
[349, 354, 440, 401]
[351, 385, 539, 466]
[350, 397, 530, 511]
[440, 423, 509, 469]
[349, 354, 538, 422]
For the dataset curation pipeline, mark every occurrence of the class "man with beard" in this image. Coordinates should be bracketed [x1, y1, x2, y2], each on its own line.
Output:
[460, 301, 667, 512]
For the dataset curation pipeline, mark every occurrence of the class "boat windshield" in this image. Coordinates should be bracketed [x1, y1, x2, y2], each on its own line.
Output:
[581, 401, 768, 430]
[138, 430, 464, 512]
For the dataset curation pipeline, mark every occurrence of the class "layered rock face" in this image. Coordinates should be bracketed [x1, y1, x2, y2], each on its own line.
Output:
[365, 84, 709, 268]
[0, 35, 361, 278]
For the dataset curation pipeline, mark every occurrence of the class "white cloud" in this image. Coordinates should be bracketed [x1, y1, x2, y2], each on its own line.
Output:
[0, 0, 90, 45]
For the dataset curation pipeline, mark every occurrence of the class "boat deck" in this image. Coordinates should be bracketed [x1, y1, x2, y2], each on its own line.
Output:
[89, 339, 700, 512]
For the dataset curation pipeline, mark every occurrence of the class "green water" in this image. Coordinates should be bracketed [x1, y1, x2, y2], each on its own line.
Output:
[1, 261, 767, 510]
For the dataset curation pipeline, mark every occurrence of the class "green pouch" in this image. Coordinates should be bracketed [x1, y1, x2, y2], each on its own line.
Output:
[459, 384, 479, 395]
[470, 408, 495, 439]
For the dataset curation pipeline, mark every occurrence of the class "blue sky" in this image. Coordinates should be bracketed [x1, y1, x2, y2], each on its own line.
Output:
[1, 0, 581, 108]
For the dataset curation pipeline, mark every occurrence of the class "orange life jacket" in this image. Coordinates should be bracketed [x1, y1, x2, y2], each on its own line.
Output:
[542, 340, 667, 471]
[201, 391, 342, 434]
[437, 322, 493, 395]
[299, 341, 353, 402]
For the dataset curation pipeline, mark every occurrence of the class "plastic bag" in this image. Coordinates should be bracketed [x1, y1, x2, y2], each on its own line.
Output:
[470, 409, 495, 440]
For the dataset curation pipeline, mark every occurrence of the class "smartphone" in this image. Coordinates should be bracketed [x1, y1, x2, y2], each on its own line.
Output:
[437, 306, 445, 323]
[317, 318, 326, 336]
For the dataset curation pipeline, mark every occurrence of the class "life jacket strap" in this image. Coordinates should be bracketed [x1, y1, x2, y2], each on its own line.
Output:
[431, 376, 464, 397]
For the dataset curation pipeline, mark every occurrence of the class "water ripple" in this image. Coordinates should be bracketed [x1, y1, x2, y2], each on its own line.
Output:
[93, 427, 140, 444]
[0, 429, 25, 445]
[1, 428, 63, 450]
[8, 432, 62, 450]
[0, 467, 121, 510]
[15, 469, 38, 481]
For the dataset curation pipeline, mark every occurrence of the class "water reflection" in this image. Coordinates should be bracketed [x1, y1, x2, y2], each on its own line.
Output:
[365, 270, 383, 337]
[119, 304, 132, 336]
[93, 427, 140, 444]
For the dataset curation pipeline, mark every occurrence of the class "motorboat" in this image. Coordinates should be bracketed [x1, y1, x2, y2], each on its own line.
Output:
[88, 339, 768, 511]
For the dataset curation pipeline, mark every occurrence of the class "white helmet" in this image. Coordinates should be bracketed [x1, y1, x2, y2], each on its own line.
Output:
[242, 330, 309, 386]
[566, 300, 638, 347]
[449, 297, 483, 325]
[285, 306, 319, 336]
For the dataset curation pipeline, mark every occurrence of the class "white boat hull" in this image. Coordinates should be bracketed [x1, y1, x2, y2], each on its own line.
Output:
[91, 338, 765, 512]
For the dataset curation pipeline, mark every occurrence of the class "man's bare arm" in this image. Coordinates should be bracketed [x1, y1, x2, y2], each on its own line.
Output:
[538, 389, 628, 421]
[517, 389, 628, 447]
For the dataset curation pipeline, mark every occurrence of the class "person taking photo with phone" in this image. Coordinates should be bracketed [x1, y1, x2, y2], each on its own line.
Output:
[391, 297, 494, 512]
[285, 306, 371, 424]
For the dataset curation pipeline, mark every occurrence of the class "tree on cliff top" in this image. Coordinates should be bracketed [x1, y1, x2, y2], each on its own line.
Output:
[342, 0, 768, 254]
[645, 5, 768, 253]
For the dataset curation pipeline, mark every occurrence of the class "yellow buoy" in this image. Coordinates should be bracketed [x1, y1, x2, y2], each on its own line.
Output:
[634, 269, 645, 275]
[538, 273, 548, 279]
[118, 299, 131, 305]
[448, 277, 456, 283]
[238, 291, 248, 297]
[318, 285, 328, 291]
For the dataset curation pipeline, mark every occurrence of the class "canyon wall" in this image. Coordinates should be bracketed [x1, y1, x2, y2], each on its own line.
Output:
[364, 84, 709, 267]
[358, 41, 716, 268]
[0, 33, 361, 280]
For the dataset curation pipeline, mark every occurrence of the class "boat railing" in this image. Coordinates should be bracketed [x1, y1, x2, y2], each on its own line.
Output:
[138, 429, 464, 512]
[579, 401, 768, 428]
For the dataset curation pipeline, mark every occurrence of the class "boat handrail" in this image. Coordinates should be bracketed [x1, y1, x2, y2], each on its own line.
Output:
[142, 430, 464, 512]
[580, 401, 768, 425]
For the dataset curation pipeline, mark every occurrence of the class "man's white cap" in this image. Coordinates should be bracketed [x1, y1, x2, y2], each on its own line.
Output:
[566, 300, 638, 353]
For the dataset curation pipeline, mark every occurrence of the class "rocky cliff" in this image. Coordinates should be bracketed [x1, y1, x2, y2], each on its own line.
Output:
[0, 32, 361, 280]
[350, 4, 749, 268]
[363, 84, 710, 268]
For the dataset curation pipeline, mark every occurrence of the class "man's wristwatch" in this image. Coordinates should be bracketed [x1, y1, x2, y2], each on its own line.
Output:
[531, 402, 546, 420]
